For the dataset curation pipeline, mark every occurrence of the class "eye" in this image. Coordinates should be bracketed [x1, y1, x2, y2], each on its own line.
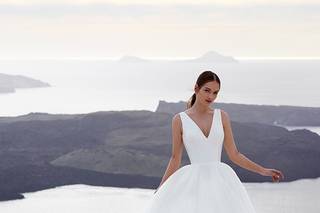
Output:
[205, 89, 210, 93]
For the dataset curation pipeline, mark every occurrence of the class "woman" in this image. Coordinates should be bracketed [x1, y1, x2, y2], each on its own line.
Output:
[144, 70, 284, 213]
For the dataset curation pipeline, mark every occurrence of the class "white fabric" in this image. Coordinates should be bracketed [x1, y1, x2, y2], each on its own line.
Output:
[143, 108, 256, 213]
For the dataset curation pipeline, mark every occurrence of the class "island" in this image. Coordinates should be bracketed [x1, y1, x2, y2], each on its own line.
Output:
[0, 73, 50, 94]
[0, 101, 320, 201]
[116, 51, 238, 63]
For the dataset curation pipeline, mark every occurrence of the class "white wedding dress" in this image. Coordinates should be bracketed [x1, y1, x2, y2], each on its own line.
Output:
[143, 108, 256, 213]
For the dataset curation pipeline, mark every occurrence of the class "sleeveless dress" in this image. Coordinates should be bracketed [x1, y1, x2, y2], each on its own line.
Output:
[143, 108, 257, 213]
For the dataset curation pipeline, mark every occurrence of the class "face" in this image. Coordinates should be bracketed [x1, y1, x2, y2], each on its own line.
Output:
[195, 81, 220, 105]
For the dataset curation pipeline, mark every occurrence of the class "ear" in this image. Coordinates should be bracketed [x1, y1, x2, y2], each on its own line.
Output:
[194, 84, 200, 93]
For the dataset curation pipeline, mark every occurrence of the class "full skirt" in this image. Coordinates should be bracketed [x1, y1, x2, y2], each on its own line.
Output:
[143, 161, 256, 213]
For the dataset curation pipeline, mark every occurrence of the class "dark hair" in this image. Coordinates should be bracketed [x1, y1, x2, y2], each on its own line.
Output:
[186, 70, 221, 109]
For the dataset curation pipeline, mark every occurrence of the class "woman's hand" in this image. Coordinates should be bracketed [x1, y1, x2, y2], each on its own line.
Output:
[260, 168, 284, 182]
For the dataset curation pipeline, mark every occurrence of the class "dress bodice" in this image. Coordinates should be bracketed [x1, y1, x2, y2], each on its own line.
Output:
[179, 108, 224, 164]
[145, 109, 257, 213]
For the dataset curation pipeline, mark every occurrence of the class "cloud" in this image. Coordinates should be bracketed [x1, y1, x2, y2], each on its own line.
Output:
[1, 0, 320, 6]
[0, 2, 319, 26]
[0, 0, 319, 58]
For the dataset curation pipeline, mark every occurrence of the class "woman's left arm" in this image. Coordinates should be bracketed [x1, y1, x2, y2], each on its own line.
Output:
[221, 109, 284, 182]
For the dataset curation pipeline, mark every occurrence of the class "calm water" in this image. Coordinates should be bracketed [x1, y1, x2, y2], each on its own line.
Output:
[0, 59, 319, 117]
[0, 60, 319, 212]
[0, 177, 319, 213]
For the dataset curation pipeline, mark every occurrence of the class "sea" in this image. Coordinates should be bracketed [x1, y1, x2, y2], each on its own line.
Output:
[0, 177, 319, 213]
[0, 59, 320, 212]
[0, 58, 319, 134]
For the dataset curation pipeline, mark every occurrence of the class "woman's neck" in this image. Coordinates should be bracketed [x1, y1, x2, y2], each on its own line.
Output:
[191, 101, 213, 114]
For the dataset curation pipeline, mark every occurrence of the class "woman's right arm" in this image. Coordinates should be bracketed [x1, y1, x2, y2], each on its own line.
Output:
[155, 114, 184, 193]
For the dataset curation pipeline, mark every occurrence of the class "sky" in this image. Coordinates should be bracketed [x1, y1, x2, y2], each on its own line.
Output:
[0, 0, 319, 59]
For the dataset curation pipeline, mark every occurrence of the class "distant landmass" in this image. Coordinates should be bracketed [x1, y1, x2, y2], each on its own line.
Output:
[184, 51, 237, 63]
[117, 51, 237, 63]
[118, 55, 149, 63]
[0, 101, 320, 201]
[0, 73, 50, 94]
[156, 100, 320, 126]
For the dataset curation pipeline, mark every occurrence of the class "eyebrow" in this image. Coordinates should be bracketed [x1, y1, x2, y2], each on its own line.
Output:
[204, 87, 219, 92]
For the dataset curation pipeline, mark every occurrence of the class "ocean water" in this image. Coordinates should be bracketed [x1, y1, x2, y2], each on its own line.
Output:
[281, 125, 320, 136]
[0, 59, 319, 212]
[0, 59, 319, 117]
[0, 177, 319, 213]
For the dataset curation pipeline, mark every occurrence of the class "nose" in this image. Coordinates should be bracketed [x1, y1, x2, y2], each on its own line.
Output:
[208, 93, 215, 100]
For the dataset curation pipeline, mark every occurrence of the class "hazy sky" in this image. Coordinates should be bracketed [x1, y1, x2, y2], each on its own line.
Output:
[1, 0, 319, 59]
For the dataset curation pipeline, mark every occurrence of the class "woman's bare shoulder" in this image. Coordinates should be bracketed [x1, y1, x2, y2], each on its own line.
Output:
[220, 109, 229, 117]
[172, 112, 183, 131]
[172, 112, 183, 124]
[220, 109, 231, 126]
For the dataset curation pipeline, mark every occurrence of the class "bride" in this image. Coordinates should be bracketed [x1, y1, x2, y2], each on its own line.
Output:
[144, 70, 284, 213]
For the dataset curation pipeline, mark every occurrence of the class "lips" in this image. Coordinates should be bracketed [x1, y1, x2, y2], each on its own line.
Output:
[206, 100, 212, 103]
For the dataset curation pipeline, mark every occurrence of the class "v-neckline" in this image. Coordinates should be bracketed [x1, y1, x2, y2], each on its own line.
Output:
[183, 109, 216, 140]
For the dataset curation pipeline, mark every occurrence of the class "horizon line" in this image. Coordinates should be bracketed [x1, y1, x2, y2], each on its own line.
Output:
[1, 56, 320, 61]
